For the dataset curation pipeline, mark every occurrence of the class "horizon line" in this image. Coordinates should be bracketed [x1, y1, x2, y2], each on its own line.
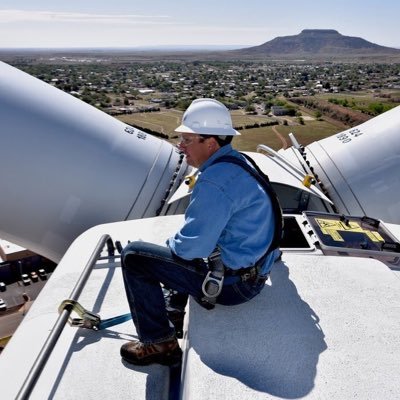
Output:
[0, 44, 253, 51]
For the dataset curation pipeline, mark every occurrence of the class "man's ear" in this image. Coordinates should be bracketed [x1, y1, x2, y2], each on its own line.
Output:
[209, 137, 220, 151]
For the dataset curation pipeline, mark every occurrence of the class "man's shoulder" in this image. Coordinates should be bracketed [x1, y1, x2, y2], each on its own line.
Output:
[198, 159, 250, 196]
[202, 155, 245, 179]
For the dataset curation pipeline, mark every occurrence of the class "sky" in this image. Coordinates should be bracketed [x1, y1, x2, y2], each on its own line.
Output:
[0, 0, 399, 49]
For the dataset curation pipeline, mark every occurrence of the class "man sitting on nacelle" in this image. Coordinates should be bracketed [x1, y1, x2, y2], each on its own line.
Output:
[120, 98, 282, 366]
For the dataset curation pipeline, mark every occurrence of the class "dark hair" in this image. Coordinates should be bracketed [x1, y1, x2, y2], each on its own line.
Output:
[200, 135, 233, 147]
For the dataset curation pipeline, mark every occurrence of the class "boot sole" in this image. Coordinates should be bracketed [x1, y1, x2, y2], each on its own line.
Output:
[121, 350, 182, 367]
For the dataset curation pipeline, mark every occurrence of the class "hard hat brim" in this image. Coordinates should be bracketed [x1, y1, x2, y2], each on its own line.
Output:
[175, 124, 241, 136]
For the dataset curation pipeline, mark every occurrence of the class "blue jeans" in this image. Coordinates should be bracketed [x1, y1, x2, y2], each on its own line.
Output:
[121, 241, 266, 344]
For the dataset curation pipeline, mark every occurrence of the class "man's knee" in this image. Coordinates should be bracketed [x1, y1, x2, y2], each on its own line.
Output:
[121, 241, 146, 268]
[121, 240, 169, 270]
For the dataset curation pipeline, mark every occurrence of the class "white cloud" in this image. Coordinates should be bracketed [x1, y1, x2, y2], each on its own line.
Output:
[0, 9, 171, 24]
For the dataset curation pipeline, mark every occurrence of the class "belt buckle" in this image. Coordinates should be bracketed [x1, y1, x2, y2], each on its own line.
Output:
[241, 267, 256, 282]
[241, 272, 251, 282]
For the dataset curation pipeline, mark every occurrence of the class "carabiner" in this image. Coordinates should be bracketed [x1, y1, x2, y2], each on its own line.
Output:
[58, 299, 101, 330]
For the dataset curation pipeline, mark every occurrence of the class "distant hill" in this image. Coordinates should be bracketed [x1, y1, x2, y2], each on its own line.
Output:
[233, 29, 400, 58]
[2, 29, 400, 63]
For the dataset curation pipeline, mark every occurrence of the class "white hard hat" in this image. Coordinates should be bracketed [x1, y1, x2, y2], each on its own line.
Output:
[175, 98, 240, 136]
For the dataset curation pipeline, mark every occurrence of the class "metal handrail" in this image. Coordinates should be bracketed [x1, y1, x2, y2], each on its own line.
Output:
[16, 234, 111, 400]
[257, 144, 307, 178]
[256, 144, 334, 205]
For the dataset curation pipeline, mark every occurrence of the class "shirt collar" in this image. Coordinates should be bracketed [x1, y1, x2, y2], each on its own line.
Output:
[199, 144, 233, 172]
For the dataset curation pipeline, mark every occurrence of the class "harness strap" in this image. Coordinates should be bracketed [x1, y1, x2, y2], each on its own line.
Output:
[210, 153, 283, 260]
[98, 313, 132, 330]
[198, 154, 283, 309]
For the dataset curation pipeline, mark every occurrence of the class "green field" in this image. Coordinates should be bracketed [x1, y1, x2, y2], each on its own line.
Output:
[314, 91, 400, 115]
[117, 108, 344, 151]
[233, 120, 340, 151]
[118, 109, 183, 136]
[116, 87, 400, 152]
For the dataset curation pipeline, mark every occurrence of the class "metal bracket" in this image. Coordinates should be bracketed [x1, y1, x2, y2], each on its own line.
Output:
[58, 299, 100, 330]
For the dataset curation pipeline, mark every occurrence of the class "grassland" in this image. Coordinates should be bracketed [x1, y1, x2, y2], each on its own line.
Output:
[118, 109, 182, 136]
[313, 91, 400, 116]
[116, 86, 400, 152]
[233, 119, 339, 151]
[117, 106, 344, 151]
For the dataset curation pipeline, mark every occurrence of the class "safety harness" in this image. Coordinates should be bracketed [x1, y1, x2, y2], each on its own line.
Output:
[199, 153, 283, 308]
[61, 155, 283, 328]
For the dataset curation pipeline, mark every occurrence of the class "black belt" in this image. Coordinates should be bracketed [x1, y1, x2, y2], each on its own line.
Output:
[225, 265, 269, 284]
[224, 266, 258, 277]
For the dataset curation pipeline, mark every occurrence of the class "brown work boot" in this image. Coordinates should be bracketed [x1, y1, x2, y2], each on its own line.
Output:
[167, 309, 185, 339]
[120, 337, 182, 366]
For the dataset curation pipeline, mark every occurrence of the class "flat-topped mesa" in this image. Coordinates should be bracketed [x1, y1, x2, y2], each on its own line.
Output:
[300, 29, 340, 35]
[236, 28, 400, 56]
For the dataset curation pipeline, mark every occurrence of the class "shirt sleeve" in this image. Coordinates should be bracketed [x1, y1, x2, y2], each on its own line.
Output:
[168, 178, 233, 260]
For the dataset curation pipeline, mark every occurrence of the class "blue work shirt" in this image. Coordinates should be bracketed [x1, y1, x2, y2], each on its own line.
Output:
[168, 144, 277, 274]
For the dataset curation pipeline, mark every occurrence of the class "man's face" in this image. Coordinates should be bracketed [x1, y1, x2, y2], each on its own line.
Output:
[177, 133, 219, 168]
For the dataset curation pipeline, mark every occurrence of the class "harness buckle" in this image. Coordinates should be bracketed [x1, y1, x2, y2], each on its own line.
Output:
[199, 249, 225, 308]
[201, 270, 224, 298]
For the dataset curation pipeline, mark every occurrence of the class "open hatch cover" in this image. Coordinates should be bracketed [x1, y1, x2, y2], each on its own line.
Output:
[303, 211, 400, 264]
